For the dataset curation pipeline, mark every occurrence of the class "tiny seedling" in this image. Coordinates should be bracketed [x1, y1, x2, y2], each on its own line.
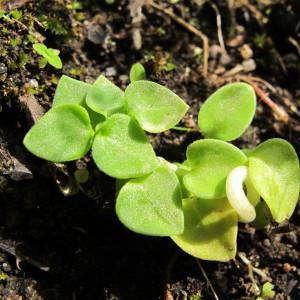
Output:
[33, 43, 63, 69]
[23, 63, 300, 262]
[256, 282, 276, 300]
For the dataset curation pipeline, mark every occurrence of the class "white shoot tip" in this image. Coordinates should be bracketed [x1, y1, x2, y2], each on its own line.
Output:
[226, 166, 256, 223]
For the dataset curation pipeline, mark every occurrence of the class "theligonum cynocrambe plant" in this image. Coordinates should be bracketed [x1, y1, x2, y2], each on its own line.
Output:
[24, 64, 300, 262]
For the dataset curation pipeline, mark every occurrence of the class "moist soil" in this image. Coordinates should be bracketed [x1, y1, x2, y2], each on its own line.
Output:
[0, 0, 300, 299]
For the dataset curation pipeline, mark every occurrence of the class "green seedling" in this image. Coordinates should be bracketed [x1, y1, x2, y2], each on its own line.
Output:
[33, 43, 63, 69]
[256, 282, 276, 300]
[129, 63, 146, 82]
[23, 64, 300, 262]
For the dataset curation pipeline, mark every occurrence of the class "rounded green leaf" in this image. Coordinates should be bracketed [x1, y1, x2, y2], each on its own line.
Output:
[47, 53, 62, 69]
[129, 63, 146, 82]
[198, 82, 256, 141]
[23, 104, 94, 162]
[248, 138, 300, 223]
[125, 80, 189, 133]
[92, 113, 158, 179]
[184, 139, 248, 199]
[116, 165, 184, 236]
[86, 75, 125, 117]
[171, 197, 238, 261]
[53, 75, 91, 107]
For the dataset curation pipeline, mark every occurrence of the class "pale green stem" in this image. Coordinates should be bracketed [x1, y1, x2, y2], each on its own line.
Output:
[226, 166, 256, 223]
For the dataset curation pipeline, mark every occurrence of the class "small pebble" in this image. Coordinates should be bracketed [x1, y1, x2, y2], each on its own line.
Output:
[239, 44, 253, 60]
[28, 79, 39, 88]
[87, 24, 106, 45]
[2, 262, 11, 273]
[283, 263, 295, 273]
[242, 59, 256, 72]
[0, 63, 7, 81]
[105, 67, 117, 77]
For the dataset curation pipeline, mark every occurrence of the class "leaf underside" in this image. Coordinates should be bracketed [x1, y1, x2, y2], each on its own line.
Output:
[171, 197, 238, 261]
[248, 138, 300, 223]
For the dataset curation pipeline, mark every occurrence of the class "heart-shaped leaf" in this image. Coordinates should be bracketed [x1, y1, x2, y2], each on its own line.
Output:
[92, 113, 158, 179]
[198, 82, 256, 141]
[116, 165, 184, 236]
[184, 139, 247, 199]
[125, 80, 189, 133]
[171, 197, 238, 261]
[53, 75, 91, 107]
[248, 138, 300, 223]
[23, 104, 94, 162]
[129, 63, 146, 82]
[86, 75, 125, 117]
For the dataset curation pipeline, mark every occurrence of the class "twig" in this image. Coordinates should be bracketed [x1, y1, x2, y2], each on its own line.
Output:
[238, 252, 270, 282]
[288, 36, 300, 56]
[240, 78, 289, 123]
[195, 259, 219, 300]
[210, 3, 230, 63]
[164, 252, 179, 300]
[151, 2, 209, 77]
[0, 241, 50, 272]
[239, 76, 277, 94]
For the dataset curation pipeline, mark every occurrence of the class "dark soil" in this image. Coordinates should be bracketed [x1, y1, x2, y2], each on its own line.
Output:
[0, 0, 300, 299]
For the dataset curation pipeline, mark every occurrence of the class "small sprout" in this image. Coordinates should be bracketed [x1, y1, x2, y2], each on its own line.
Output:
[92, 114, 158, 179]
[129, 63, 146, 82]
[33, 43, 63, 69]
[116, 164, 184, 236]
[125, 80, 188, 133]
[256, 282, 276, 300]
[226, 166, 256, 223]
[198, 82, 256, 141]
[23, 68, 300, 263]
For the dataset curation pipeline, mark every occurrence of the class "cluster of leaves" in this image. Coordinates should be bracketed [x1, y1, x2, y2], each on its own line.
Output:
[33, 43, 63, 69]
[23, 63, 300, 262]
[0, 9, 22, 21]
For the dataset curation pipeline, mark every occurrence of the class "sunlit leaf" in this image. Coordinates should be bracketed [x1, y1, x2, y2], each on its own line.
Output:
[47, 53, 62, 69]
[184, 139, 247, 199]
[53, 75, 91, 106]
[171, 197, 238, 261]
[125, 80, 189, 133]
[33, 43, 48, 56]
[23, 104, 94, 162]
[198, 82, 256, 141]
[116, 165, 184, 236]
[248, 138, 300, 223]
[92, 113, 158, 179]
[86, 75, 125, 117]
